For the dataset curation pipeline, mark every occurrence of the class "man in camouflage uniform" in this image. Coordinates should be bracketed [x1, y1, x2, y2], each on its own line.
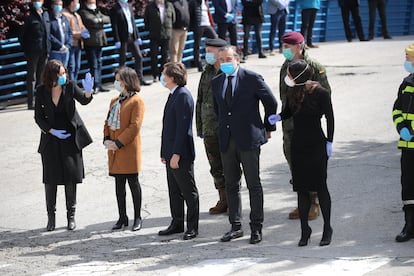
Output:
[280, 31, 331, 220]
[196, 38, 228, 214]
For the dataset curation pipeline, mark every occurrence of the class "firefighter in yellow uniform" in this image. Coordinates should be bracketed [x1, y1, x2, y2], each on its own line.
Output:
[392, 44, 414, 242]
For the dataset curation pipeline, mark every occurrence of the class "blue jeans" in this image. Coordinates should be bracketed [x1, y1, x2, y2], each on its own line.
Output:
[68, 46, 81, 81]
[85, 46, 103, 89]
[269, 9, 287, 51]
[49, 50, 69, 67]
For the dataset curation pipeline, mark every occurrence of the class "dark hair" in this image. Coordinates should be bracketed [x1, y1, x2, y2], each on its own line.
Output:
[41, 59, 67, 89]
[218, 45, 239, 58]
[63, 0, 75, 7]
[116, 66, 141, 92]
[163, 62, 187, 86]
[286, 60, 313, 113]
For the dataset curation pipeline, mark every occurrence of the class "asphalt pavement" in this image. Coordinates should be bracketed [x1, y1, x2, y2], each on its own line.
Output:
[1, 36, 414, 276]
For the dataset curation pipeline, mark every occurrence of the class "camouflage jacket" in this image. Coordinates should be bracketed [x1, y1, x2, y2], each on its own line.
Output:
[196, 64, 221, 137]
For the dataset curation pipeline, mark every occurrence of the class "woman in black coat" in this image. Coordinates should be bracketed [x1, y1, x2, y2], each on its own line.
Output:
[270, 59, 334, 247]
[34, 59, 94, 231]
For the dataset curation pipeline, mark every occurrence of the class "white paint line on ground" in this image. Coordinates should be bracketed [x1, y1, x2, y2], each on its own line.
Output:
[0, 264, 12, 269]
[42, 261, 133, 276]
[296, 257, 391, 276]
[167, 258, 266, 276]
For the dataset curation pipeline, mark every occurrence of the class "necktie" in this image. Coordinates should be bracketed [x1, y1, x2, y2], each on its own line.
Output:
[225, 76, 234, 107]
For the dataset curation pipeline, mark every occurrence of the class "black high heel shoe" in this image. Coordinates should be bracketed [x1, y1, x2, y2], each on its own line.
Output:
[298, 227, 312, 247]
[319, 226, 333, 246]
[112, 217, 128, 230]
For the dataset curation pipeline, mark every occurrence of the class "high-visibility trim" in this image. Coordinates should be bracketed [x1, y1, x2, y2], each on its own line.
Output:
[403, 200, 414, 205]
[398, 140, 414, 148]
[402, 86, 414, 94]
[393, 109, 403, 116]
[394, 117, 404, 126]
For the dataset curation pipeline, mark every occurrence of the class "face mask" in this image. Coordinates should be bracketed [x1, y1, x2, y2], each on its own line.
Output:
[120, 0, 128, 3]
[53, 5, 63, 13]
[114, 80, 123, 92]
[74, 3, 80, 11]
[282, 48, 295, 61]
[160, 74, 167, 87]
[205, 52, 216, 65]
[404, 61, 414, 73]
[284, 75, 295, 87]
[86, 4, 96, 10]
[58, 75, 66, 86]
[220, 62, 236, 75]
[33, 2, 43, 9]
[284, 64, 309, 87]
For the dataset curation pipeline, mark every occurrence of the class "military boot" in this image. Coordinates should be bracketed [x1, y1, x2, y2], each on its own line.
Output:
[396, 207, 414, 242]
[209, 188, 228, 214]
[308, 192, 320, 220]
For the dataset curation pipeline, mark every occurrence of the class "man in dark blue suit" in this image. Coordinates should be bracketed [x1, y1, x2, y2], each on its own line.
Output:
[159, 62, 199, 240]
[212, 45, 277, 244]
[212, 0, 238, 47]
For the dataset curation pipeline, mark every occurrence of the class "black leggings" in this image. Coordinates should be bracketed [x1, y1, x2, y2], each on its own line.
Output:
[115, 174, 142, 220]
[298, 188, 331, 231]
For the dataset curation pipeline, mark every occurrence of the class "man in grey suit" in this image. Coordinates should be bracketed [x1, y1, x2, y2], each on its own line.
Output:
[211, 45, 277, 244]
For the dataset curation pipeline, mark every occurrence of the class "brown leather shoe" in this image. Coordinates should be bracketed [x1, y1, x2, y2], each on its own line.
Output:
[209, 200, 228, 214]
[288, 204, 320, 220]
[288, 207, 300, 219]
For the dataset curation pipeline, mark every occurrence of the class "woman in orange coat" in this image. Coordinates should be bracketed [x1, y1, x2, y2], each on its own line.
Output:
[103, 66, 145, 231]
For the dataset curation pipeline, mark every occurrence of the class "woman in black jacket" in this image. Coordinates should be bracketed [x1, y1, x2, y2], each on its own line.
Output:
[35, 59, 94, 231]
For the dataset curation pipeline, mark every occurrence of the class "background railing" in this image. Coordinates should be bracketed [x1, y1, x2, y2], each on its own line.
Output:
[0, 0, 413, 105]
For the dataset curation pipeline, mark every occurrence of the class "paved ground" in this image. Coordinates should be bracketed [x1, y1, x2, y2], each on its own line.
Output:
[1, 36, 414, 276]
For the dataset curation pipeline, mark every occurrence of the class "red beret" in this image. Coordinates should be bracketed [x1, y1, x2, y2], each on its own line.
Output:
[282, 32, 305, 45]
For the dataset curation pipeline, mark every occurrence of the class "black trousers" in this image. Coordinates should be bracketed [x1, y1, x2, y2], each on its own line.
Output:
[221, 138, 263, 231]
[340, 5, 365, 41]
[368, 0, 389, 38]
[301, 8, 318, 46]
[401, 149, 414, 206]
[149, 38, 169, 79]
[217, 22, 238, 46]
[115, 174, 142, 220]
[193, 25, 217, 67]
[119, 37, 144, 81]
[243, 22, 263, 56]
[166, 158, 199, 231]
[26, 52, 47, 108]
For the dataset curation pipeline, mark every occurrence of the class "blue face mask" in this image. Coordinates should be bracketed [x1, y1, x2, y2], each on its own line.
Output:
[120, 0, 128, 3]
[33, 2, 43, 9]
[205, 52, 216, 65]
[282, 48, 295, 61]
[58, 75, 66, 86]
[53, 5, 63, 13]
[160, 74, 167, 87]
[74, 3, 80, 11]
[220, 62, 236, 75]
[404, 61, 414, 73]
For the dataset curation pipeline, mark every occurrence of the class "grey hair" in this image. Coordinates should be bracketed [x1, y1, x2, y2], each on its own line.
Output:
[218, 45, 239, 58]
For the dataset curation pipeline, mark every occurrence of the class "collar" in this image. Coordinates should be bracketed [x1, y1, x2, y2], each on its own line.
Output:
[170, 85, 179, 94]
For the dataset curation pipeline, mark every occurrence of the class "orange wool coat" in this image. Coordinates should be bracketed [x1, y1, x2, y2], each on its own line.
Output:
[104, 93, 144, 175]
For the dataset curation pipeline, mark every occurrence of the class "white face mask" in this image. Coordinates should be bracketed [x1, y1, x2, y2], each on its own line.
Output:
[114, 80, 123, 92]
[284, 64, 309, 87]
[87, 4, 97, 10]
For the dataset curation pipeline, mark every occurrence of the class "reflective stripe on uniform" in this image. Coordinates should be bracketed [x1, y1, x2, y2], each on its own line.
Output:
[398, 140, 414, 148]
[403, 200, 414, 205]
[402, 86, 414, 94]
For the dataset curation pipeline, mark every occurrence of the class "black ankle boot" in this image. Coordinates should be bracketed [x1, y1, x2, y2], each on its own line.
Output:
[396, 208, 414, 242]
[298, 226, 312, 247]
[132, 218, 142, 231]
[46, 213, 55, 231]
[112, 217, 128, 230]
[67, 211, 76, 230]
[320, 226, 333, 246]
